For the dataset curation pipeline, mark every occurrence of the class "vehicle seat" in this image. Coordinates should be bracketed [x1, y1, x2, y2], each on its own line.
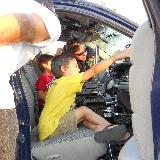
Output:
[31, 126, 107, 160]
[118, 21, 155, 160]
[17, 62, 107, 160]
[20, 71, 37, 128]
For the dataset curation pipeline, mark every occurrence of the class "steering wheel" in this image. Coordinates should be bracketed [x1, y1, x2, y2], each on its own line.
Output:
[109, 44, 132, 79]
[109, 61, 132, 81]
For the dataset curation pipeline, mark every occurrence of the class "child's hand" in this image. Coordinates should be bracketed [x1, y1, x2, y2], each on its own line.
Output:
[112, 48, 131, 61]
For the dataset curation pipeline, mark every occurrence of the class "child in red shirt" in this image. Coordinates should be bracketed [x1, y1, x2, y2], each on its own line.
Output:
[36, 54, 55, 113]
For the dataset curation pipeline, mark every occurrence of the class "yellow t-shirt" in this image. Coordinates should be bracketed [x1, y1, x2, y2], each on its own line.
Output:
[38, 73, 84, 141]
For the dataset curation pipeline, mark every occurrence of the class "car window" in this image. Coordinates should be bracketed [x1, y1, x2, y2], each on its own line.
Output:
[93, 26, 132, 57]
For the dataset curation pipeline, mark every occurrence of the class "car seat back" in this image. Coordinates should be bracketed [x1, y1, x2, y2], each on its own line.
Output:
[119, 21, 155, 160]
[20, 70, 37, 128]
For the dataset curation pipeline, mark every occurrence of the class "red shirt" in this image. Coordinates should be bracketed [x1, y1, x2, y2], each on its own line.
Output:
[36, 73, 55, 109]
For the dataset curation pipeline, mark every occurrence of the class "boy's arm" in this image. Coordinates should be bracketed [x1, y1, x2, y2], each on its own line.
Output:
[0, 13, 50, 45]
[81, 48, 131, 82]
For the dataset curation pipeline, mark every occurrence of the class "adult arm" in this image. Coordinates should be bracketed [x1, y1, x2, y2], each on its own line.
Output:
[0, 0, 61, 45]
[81, 48, 131, 82]
[0, 13, 50, 45]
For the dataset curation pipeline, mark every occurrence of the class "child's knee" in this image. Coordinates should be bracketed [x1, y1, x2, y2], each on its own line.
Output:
[79, 106, 88, 111]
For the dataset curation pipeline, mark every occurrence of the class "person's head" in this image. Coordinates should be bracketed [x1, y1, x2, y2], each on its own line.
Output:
[86, 46, 96, 67]
[55, 48, 64, 56]
[38, 54, 53, 73]
[51, 55, 80, 79]
[66, 38, 87, 61]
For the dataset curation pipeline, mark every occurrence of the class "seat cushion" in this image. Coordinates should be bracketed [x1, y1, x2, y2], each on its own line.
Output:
[31, 127, 107, 160]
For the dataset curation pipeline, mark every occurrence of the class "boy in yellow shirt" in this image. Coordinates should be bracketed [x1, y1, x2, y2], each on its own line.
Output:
[39, 48, 131, 141]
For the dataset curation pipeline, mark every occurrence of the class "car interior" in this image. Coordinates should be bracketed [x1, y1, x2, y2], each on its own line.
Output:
[9, 0, 157, 160]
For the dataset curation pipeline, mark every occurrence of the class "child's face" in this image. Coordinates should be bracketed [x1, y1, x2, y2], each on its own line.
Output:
[65, 59, 80, 76]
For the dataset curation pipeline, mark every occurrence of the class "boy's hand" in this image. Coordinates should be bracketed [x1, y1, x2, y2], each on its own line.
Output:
[111, 48, 131, 62]
[81, 48, 131, 83]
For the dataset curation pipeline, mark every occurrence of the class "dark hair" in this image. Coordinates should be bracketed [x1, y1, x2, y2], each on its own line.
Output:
[66, 38, 85, 55]
[51, 55, 75, 79]
[38, 54, 53, 72]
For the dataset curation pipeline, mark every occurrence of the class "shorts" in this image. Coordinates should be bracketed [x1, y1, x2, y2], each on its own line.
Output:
[49, 111, 78, 138]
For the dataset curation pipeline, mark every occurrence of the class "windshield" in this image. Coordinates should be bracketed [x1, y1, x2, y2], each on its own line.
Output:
[44, 0, 143, 57]
[83, 0, 147, 57]
[93, 26, 131, 57]
[86, 0, 147, 25]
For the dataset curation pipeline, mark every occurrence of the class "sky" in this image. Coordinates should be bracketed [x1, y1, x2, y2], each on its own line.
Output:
[86, 0, 147, 25]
